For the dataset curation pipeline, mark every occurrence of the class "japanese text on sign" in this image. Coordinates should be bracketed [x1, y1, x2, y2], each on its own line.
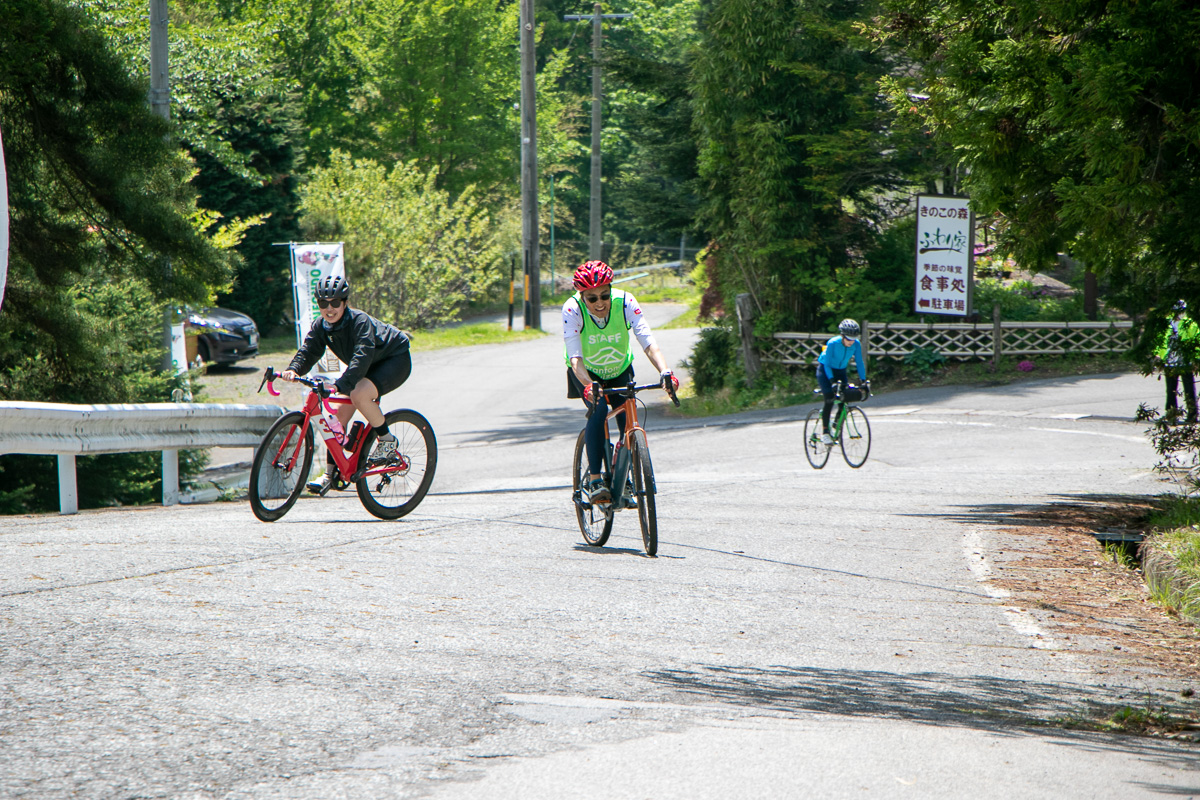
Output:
[914, 195, 973, 317]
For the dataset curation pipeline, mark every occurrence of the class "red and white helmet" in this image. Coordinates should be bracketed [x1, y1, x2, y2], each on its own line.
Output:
[573, 260, 613, 291]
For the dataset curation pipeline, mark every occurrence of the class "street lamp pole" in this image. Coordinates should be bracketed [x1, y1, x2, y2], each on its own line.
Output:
[564, 7, 632, 262]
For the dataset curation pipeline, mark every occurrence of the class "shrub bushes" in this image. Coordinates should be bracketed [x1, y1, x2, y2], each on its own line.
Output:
[686, 325, 741, 394]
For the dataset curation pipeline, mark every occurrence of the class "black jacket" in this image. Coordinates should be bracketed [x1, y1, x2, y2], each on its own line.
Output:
[288, 308, 410, 395]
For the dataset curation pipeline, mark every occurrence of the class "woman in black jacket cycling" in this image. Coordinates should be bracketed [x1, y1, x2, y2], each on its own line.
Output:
[280, 275, 412, 493]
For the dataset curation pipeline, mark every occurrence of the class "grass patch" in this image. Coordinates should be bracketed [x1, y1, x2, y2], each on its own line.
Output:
[672, 371, 818, 418]
[1052, 702, 1200, 737]
[408, 322, 547, 351]
[660, 298, 706, 330]
[258, 332, 299, 356]
[672, 350, 1136, 420]
[1140, 495, 1200, 622]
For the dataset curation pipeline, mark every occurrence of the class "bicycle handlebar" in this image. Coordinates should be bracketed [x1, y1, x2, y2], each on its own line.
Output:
[258, 367, 336, 398]
[832, 380, 871, 402]
[594, 380, 681, 408]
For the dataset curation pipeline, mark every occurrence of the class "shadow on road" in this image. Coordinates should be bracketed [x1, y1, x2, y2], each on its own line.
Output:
[645, 663, 1200, 770]
[453, 407, 583, 446]
[572, 544, 651, 558]
[899, 493, 1157, 531]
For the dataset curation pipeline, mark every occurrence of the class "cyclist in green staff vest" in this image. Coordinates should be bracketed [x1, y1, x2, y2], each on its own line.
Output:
[564, 260, 680, 505]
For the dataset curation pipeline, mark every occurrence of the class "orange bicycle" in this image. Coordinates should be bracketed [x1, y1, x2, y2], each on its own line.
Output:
[249, 367, 437, 521]
[573, 380, 679, 556]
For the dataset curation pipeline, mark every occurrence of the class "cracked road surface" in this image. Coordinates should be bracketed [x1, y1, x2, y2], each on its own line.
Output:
[2, 311, 1198, 798]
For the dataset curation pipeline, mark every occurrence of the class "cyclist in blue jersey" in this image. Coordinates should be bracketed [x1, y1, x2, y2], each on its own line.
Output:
[816, 319, 870, 444]
[564, 260, 679, 505]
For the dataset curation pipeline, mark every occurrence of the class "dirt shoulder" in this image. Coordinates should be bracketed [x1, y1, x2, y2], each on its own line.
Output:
[987, 495, 1200, 682]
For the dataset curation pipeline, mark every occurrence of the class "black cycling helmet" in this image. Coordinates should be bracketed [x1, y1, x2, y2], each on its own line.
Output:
[838, 318, 860, 339]
[315, 275, 350, 301]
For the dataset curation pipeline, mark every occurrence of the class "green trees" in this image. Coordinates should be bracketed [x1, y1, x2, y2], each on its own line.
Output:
[875, 0, 1200, 319]
[0, 0, 239, 512]
[0, 0, 234, 403]
[693, 0, 922, 332]
[300, 152, 501, 329]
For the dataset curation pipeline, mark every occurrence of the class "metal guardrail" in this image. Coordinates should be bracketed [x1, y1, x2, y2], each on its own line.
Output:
[0, 402, 285, 514]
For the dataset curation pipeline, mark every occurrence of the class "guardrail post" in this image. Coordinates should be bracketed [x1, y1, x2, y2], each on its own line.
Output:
[735, 293, 761, 387]
[57, 454, 78, 515]
[162, 449, 179, 506]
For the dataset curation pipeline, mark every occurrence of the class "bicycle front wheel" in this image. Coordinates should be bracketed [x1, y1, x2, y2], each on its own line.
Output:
[356, 410, 438, 520]
[630, 430, 658, 556]
[573, 429, 614, 547]
[803, 409, 831, 469]
[249, 411, 313, 522]
[840, 406, 872, 468]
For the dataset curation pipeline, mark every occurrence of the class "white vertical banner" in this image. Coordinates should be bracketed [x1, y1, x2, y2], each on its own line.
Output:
[169, 321, 188, 373]
[914, 195, 974, 316]
[289, 242, 345, 375]
[0, 124, 8, 312]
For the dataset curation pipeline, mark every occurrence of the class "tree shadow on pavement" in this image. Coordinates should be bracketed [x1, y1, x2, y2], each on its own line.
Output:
[645, 663, 1200, 767]
[899, 493, 1158, 531]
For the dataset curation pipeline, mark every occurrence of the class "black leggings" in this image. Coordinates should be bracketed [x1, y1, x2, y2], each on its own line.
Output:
[568, 366, 634, 475]
[816, 366, 848, 433]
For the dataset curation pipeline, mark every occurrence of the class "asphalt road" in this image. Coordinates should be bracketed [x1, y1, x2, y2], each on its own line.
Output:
[2, 308, 1198, 799]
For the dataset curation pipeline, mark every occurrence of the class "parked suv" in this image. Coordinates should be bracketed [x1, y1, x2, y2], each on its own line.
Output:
[186, 307, 259, 369]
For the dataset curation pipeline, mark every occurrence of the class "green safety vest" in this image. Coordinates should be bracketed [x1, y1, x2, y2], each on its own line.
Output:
[564, 289, 635, 379]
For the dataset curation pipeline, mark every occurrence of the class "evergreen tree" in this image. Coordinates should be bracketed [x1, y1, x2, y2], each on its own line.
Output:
[693, 0, 920, 331]
[0, 0, 235, 511]
[876, 0, 1200, 325]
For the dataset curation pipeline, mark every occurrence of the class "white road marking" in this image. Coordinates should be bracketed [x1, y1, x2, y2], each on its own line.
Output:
[962, 531, 1064, 652]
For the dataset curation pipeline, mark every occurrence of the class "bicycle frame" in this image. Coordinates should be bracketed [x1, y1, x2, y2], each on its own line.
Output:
[597, 391, 646, 508]
[265, 375, 401, 483]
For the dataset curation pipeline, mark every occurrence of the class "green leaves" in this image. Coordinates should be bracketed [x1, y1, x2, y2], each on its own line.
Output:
[877, 0, 1200, 313]
[299, 151, 502, 329]
[694, 0, 920, 329]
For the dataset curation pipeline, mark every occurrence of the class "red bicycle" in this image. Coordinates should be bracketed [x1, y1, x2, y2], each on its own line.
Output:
[249, 367, 437, 522]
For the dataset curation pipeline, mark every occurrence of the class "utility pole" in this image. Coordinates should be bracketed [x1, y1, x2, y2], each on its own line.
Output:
[565, 6, 632, 262]
[519, 0, 541, 329]
[149, 0, 175, 372]
[149, 0, 170, 123]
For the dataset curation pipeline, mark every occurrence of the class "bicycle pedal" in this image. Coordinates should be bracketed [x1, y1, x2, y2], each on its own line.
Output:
[622, 496, 638, 510]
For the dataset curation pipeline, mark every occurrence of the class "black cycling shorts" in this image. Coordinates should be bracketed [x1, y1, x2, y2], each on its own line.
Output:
[364, 350, 412, 398]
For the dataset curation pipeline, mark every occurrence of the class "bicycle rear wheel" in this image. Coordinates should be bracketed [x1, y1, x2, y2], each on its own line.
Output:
[249, 411, 313, 522]
[356, 410, 438, 519]
[630, 430, 658, 556]
[803, 409, 831, 469]
[840, 406, 871, 468]
[573, 429, 614, 546]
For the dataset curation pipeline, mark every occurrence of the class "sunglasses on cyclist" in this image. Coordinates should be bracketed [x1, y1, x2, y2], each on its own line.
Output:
[584, 292, 611, 304]
[316, 298, 344, 309]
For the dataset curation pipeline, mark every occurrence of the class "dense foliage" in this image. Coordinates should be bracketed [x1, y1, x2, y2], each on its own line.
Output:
[300, 152, 502, 328]
[692, 0, 927, 333]
[874, 0, 1200, 334]
[0, 0, 240, 511]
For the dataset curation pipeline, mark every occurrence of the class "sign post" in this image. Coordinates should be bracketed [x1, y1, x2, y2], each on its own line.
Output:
[914, 195, 974, 317]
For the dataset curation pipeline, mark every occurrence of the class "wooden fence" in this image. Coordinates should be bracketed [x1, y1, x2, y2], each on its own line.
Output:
[736, 295, 1134, 377]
